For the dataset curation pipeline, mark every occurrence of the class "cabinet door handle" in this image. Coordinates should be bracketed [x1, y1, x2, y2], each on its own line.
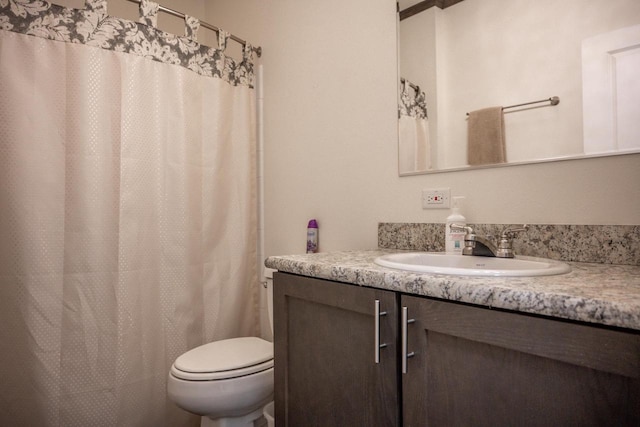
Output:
[374, 299, 388, 364]
[401, 306, 415, 374]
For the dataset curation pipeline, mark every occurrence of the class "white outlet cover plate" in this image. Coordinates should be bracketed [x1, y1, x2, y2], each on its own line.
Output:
[422, 188, 450, 209]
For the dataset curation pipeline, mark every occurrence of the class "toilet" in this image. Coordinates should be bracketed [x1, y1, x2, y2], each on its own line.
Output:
[167, 272, 275, 427]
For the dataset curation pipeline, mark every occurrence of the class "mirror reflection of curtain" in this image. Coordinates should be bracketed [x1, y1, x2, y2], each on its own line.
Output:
[398, 79, 431, 173]
[0, 1, 258, 425]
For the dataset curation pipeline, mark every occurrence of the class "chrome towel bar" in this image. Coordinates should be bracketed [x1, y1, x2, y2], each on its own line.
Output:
[466, 96, 559, 116]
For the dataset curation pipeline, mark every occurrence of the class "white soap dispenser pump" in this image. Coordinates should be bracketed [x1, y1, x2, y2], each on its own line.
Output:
[445, 196, 466, 255]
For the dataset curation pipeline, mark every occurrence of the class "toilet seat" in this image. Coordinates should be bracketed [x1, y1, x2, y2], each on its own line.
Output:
[171, 337, 273, 381]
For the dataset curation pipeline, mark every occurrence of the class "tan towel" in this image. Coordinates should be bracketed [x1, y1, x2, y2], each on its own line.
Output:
[467, 107, 506, 165]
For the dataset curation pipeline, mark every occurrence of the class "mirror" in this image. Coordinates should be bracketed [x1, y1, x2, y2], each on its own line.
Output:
[397, 0, 640, 175]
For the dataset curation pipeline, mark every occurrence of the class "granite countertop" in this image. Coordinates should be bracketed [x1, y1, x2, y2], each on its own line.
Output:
[265, 250, 640, 331]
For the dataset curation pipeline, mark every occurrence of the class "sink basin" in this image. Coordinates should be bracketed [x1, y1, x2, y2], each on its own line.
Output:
[374, 252, 571, 277]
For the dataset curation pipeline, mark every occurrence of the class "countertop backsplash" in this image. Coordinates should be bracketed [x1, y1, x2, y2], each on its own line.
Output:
[378, 223, 640, 266]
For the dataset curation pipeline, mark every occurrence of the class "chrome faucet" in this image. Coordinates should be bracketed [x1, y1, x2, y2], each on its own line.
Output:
[449, 224, 529, 258]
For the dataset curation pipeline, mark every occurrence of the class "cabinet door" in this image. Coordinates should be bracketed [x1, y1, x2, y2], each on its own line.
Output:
[274, 273, 399, 427]
[402, 295, 640, 427]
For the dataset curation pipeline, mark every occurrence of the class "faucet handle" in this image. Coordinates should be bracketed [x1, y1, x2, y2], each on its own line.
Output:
[450, 223, 473, 234]
[496, 225, 528, 258]
[501, 224, 529, 238]
[449, 224, 476, 255]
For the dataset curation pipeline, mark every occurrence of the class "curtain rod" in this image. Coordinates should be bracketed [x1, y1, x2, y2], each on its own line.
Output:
[125, 0, 262, 57]
[400, 77, 420, 93]
[466, 96, 559, 116]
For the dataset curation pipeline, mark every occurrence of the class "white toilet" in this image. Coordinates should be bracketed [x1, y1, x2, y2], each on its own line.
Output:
[167, 273, 275, 427]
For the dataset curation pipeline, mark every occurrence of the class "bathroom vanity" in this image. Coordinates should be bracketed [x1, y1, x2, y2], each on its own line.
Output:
[266, 250, 640, 427]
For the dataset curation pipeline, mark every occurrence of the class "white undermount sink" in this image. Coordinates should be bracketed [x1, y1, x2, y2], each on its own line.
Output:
[374, 252, 571, 277]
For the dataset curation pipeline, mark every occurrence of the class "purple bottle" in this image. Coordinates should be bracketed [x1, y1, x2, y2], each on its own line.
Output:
[306, 219, 318, 253]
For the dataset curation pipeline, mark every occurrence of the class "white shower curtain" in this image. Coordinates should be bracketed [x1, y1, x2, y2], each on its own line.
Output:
[398, 80, 431, 173]
[0, 1, 258, 426]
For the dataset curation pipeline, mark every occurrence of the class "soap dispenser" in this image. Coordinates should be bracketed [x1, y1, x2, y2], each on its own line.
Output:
[445, 196, 466, 255]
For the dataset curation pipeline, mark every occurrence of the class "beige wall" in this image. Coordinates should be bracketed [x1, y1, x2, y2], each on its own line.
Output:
[207, 0, 640, 258]
[53, 0, 640, 258]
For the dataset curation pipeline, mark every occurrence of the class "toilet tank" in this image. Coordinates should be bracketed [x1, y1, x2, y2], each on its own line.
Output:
[264, 268, 276, 335]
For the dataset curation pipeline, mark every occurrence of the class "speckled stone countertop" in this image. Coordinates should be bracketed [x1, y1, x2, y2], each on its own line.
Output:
[265, 250, 640, 331]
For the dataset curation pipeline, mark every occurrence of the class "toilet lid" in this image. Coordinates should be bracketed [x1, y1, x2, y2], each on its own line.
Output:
[171, 337, 273, 381]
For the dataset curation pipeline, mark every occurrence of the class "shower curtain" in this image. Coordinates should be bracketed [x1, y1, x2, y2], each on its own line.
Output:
[398, 79, 431, 173]
[0, 1, 258, 426]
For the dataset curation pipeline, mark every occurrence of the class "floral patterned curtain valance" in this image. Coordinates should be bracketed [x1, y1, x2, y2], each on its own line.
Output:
[399, 78, 427, 120]
[0, 0, 256, 87]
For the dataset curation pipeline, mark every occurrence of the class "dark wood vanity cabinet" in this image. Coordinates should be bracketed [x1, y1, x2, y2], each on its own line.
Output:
[274, 273, 640, 427]
[273, 272, 400, 427]
[402, 295, 640, 426]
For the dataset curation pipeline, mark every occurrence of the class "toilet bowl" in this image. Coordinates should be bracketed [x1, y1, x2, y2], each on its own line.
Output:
[167, 271, 275, 427]
[167, 337, 273, 427]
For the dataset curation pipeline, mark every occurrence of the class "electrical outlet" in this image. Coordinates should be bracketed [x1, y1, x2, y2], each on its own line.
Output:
[422, 188, 450, 209]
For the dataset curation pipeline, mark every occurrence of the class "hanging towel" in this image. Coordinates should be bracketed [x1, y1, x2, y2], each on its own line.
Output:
[467, 106, 506, 165]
